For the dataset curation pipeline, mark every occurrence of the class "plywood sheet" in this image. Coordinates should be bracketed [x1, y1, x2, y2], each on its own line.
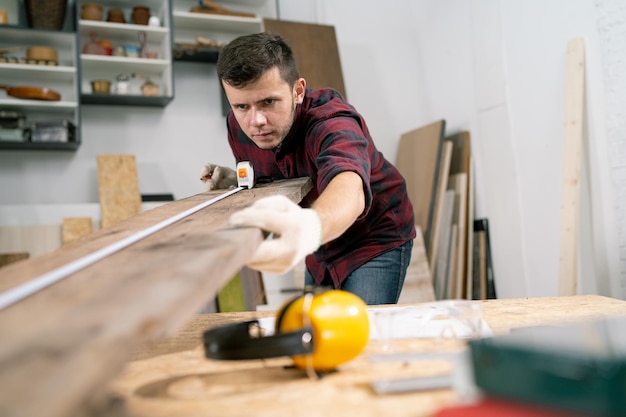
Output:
[97, 154, 142, 229]
[263, 19, 347, 99]
[396, 120, 446, 247]
[0, 178, 313, 417]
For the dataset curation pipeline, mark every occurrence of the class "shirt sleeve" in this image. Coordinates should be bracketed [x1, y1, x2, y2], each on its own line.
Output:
[307, 114, 374, 218]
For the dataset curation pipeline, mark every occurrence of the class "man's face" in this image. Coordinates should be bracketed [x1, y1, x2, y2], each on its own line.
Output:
[222, 67, 306, 150]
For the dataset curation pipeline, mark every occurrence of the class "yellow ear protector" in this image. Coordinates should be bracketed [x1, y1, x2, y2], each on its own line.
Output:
[203, 288, 370, 372]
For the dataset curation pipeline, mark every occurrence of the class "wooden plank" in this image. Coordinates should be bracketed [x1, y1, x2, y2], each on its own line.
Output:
[446, 131, 471, 299]
[0, 178, 312, 417]
[449, 174, 467, 299]
[465, 157, 475, 300]
[62, 217, 93, 245]
[433, 189, 455, 300]
[263, 19, 347, 99]
[558, 38, 585, 296]
[97, 154, 142, 229]
[428, 140, 453, 272]
[396, 120, 446, 248]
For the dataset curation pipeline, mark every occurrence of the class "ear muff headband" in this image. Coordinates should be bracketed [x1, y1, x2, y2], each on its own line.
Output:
[203, 320, 314, 360]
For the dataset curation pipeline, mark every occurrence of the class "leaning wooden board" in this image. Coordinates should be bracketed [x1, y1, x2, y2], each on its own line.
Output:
[0, 178, 312, 417]
[109, 295, 626, 417]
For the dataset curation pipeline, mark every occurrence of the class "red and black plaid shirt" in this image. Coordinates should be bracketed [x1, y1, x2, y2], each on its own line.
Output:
[227, 88, 415, 288]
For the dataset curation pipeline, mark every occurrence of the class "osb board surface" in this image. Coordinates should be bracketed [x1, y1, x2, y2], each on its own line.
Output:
[62, 217, 93, 244]
[111, 295, 626, 417]
[97, 154, 142, 229]
[0, 178, 312, 417]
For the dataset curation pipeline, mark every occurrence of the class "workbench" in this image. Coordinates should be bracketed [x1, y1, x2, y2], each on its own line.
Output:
[109, 295, 626, 417]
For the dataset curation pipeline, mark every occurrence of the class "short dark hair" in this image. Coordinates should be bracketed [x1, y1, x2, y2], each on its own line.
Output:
[217, 32, 300, 88]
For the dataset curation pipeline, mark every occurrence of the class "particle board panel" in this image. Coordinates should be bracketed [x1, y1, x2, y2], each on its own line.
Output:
[62, 217, 94, 245]
[263, 19, 347, 99]
[558, 38, 585, 296]
[396, 120, 446, 248]
[0, 178, 313, 417]
[97, 154, 142, 229]
[108, 296, 626, 417]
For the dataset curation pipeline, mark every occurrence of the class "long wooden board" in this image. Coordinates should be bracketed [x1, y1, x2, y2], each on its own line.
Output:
[558, 38, 585, 296]
[0, 178, 312, 417]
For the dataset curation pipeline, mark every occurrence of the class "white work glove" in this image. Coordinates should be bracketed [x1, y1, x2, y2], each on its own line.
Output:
[229, 195, 322, 274]
[200, 163, 238, 191]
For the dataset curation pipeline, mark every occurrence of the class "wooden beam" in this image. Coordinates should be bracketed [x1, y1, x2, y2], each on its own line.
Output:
[558, 38, 585, 296]
[0, 178, 312, 417]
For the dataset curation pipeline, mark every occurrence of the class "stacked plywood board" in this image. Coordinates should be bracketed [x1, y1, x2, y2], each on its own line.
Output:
[397, 122, 494, 300]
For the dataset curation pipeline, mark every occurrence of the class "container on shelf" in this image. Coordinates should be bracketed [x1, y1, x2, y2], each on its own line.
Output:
[131, 6, 150, 25]
[106, 7, 125, 23]
[81, 3, 103, 21]
[91, 79, 111, 94]
[25, 0, 68, 30]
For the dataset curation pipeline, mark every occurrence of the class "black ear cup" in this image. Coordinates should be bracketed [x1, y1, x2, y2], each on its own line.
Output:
[203, 320, 313, 360]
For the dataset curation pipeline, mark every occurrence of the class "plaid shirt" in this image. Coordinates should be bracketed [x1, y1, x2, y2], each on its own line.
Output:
[227, 88, 415, 288]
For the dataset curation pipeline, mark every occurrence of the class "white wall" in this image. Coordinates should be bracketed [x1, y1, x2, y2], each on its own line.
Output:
[1, 0, 624, 301]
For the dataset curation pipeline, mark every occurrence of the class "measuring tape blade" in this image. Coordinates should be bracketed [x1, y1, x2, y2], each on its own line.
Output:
[0, 186, 245, 311]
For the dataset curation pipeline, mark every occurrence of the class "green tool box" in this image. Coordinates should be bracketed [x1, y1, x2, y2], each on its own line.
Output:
[468, 317, 626, 417]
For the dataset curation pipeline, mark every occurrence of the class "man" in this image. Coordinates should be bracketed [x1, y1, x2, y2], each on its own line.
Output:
[202, 32, 415, 305]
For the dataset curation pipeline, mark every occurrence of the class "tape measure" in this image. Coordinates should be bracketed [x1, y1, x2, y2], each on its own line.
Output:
[0, 162, 256, 311]
[236, 161, 255, 189]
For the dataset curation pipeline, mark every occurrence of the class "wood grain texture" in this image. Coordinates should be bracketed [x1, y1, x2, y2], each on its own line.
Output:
[558, 38, 585, 296]
[0, 178, 312, 417]
[109, 295, 626, 417]
[97, 154, 142, 229]
[263, 19, 347, 99]
[428, 140, 453, 273]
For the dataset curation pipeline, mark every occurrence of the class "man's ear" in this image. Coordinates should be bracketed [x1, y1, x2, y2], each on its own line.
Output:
[294, 78, 306, 104]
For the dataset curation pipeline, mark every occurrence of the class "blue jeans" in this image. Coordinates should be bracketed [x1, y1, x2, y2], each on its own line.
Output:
[304, 240, 413, 305]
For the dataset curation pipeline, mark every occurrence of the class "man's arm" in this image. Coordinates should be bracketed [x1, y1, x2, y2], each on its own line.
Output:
[228, 171, 366, 274]
[313, 171, 365, 245]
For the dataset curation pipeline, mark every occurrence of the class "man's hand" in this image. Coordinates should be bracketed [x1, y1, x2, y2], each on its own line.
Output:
[200, 163, 238, 191]
[229, 195, 322, 274]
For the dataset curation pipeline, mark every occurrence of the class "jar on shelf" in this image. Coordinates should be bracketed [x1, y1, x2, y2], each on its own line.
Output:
[131, 6, 150, 25]
[106, 7, 125, 23]
[81, 3, 103, 21]
[141, 79, 159, 96]
[115, 73, 131, 95]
